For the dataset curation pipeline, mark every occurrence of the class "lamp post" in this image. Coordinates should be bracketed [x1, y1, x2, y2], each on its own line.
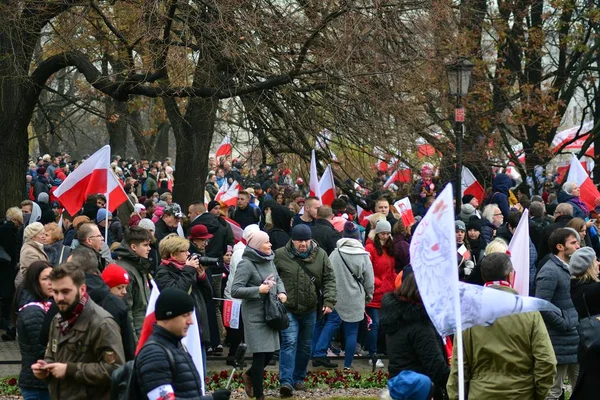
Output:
[446, 57, 474, 215]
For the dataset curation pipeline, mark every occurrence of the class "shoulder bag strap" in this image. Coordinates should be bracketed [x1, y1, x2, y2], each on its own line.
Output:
[337, 252, 363, 293]
[59, 246, 66, 264]
[144, 340, 176, 378]
[583, 293, 592, 318]
[295, 259, 321, 290]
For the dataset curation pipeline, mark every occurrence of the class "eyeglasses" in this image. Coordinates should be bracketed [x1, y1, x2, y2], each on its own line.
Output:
[494, 213, 503, 216]
[88, 234, 103, 239]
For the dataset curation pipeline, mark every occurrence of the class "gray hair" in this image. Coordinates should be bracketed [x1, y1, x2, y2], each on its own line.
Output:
[562, 181, 577, 195]
[482, 204, 500, 223]
[529, 201, 545, 218]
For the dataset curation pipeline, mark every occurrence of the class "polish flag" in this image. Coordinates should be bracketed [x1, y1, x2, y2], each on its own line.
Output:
[461, 166, 485, 204]
[566, 153, 600, 210]
[215, 181, 240, 207]
[318, 164, 336, 206]
[508, 209, 530, 296]
[383, 171, 399, 189]
[215, 134, 232, 158]
[309, 150, 320, 198]
[54, 145, 127, 216]
[356, 205, 372, 227]
[394, 197, 415, 227]
[136, 281, 205, 394]
[223, 216, 243, 243]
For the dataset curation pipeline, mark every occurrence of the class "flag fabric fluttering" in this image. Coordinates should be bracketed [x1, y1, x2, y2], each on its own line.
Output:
[566, 153, 600, 210]
[136, 282, 205, 394]
[54, 145, 127, 216]
[508, 209, 531, 296]
[223, 217, 243, 243]
[215, 134, 232, 159]
[393, 197, 415, 227]
[215, 181, 240, 207]
[318, 164, 336, 206]
[461, 166, 485, 205]
[383, 171, 399, 189]
[309, 150, 320, 198]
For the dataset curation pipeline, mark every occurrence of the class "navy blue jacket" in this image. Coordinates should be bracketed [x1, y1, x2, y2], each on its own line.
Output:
[484, 174, 512, 219]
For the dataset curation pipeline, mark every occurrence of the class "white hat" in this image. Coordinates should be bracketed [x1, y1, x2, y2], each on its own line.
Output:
[134, 203, 146, 213]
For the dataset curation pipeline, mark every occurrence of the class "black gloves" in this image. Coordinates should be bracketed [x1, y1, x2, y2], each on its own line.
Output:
[211, 389, 231, 400]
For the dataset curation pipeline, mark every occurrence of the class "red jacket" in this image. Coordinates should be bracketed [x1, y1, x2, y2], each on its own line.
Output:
[365, 241, 396, 308]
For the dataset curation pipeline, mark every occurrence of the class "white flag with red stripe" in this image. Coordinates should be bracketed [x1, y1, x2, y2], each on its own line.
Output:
[215, 134, 232, 158]
[318, 164, 336, 206]
[394, 197, 415, 226]
[54, 145, 127, 216]
[136, 282, 205, 395]
[383, 170, 399, 189]
[309, 150, 320, 198]
[566, 153, 600, 210]
[508, 209, 530, 296]
[461, 166, 485, 205]
[215, 181, 240, 207]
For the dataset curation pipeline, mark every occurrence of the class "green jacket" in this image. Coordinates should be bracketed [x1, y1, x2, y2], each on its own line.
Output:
[447, 286, 556, 400]
[114, 243, 152, 336]
[274, 240, 336, 315]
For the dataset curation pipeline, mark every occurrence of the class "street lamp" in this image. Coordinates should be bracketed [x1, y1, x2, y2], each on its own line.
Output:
[446, 57, 474, 215]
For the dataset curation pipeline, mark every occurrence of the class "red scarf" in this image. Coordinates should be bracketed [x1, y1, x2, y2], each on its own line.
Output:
[484, 280, 512, 288]
[57, 292, 89, 335]
[162, 257, 187, 270]
[19, 301, 52, 313]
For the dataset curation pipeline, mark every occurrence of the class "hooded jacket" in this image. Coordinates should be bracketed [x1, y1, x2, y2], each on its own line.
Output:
[365, 240, 396, 308]
[269, 206, 293, 251]
[274, 240, 336, 315]
[484, 173, 512, 219]
[114, 243, 152, 335]
[381, 292, 449, 394]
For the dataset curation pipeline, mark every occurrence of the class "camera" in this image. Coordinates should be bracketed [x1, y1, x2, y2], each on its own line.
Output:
[188, 254, 220, 266]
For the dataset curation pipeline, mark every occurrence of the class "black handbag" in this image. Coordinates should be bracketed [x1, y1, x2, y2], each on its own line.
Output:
[577, 293, 600, 352]
[252, 264, 289, 331]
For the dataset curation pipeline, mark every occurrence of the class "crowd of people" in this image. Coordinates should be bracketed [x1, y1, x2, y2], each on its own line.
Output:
[0, 151, 599, 399]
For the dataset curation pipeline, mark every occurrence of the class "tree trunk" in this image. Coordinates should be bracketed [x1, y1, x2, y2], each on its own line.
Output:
[154, 123, 170, 160]
[164, 97, 218, 210]
[106, 99, 129, 157]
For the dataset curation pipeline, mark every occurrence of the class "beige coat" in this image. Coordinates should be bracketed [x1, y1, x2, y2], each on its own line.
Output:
[16, 239, 49, 286]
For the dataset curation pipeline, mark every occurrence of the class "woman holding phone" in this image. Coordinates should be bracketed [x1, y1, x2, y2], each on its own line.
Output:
[232, 231, 286, 400]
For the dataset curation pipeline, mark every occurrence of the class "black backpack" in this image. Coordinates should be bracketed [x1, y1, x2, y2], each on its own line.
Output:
[111, 340, 175, 400]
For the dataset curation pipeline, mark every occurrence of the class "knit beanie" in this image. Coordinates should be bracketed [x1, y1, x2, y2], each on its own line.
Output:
[459, 204, 476, 221]
[569, 247, 597, 277]
[155, 288, 195, 321]
[138, 218, 155, 232]
[466, 218, 482, 232]
[455, 220, 466, 232]
[24, 222, 44, 240]
[101, 264, 130, 288]
[291, 224, 312, 241]
[462, 194, 475, 204]
[134, 203, 146, 214]
[342, 221, 360, 240]
[374, 219, 392, 234]
[207, 200, 220, 212]
[37, 192, 49, 204]
[387, 370, 432, 400]
[242, 224, 261, 244]
[96, 209, 112, 223]
[247, 231, 270, 250]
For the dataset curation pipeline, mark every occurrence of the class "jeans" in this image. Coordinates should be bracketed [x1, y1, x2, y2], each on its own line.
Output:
[365, 307, 380, 356]
[341, 321, 360, 368]
[312, 310, 342, 357]
[20, 388, 50, 400]
[279, 311, 316, 387]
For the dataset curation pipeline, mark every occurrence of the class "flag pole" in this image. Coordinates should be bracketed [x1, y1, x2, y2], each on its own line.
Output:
[454, 189, 465, 400]
[105, 148, 110, 242]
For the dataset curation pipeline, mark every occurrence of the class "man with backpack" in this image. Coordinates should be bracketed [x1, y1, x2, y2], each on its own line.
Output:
[135, 288, 231, 400]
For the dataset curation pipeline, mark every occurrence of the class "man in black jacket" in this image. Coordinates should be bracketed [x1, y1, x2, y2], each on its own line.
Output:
[537, 203, 573, 266]
[136, 288, 230, 400]
[68, 247, 136, 361]
[232, 191, 260, 229]
[310, 205, 341, 255]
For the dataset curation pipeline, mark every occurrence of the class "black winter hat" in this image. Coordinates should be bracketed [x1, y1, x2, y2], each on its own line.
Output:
[207, 200, 220, 212]
[155, 288, 195, 321]
[291, 224, 312, 241]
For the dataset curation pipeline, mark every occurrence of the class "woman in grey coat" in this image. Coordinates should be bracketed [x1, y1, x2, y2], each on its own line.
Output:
[231, 230, 286, 400]
[313, 223, 374, 370]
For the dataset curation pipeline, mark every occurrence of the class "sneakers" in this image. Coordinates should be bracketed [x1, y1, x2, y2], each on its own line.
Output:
[293, 382, 308, 391]
[312, 357, 338, 369]
[369, 358, 384, 368]
[280, 384, 293, 398]
[214, 344, 224, 354]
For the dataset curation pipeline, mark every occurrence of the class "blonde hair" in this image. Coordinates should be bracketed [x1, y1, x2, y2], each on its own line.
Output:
[5, 207, 23, 226]
[44, 222, 64, 242]
[484, 238, 508, 256]
[576, 268, 600, 282]
[159, 234, 190, 260]
[368, 212, 386, 229]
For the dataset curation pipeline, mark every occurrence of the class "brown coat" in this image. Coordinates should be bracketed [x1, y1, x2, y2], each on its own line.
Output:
[43, 298, 125, 400]
[16, 239, 49, 286]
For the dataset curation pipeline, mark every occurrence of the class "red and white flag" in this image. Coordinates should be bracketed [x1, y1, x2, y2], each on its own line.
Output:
[567, 153, 600, 210]
[54, 145, 127, 216]
[394, 197, 415, 227]
[461, 166, 485, 205]
[215, 134, 232, 158]
[383, 171, 399, 189]
[318, 164, 336, 206]
[222, 299, 242, 329]
[136, 282, 205, 395]
[356, 205, 372, 227]
[508, 209, 530, 296]
[223, 216, 243, 243]
[309, 150, 320, 198]
[215, 181, 240, 207]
